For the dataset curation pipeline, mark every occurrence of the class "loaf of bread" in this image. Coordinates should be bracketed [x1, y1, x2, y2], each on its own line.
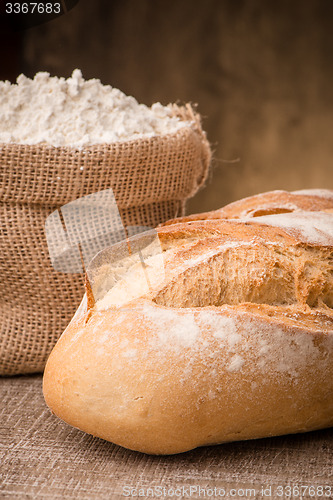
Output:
[43, 189, 333, 454]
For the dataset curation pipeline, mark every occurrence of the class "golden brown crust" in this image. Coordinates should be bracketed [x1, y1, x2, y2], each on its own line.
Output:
[43, 299, 333, 454]
[43, 190, 333, 454]
[161, 189, 333, 226]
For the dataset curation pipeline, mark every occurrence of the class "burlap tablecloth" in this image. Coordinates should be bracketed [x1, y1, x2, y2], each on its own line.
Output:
[1, 375, 332, 499]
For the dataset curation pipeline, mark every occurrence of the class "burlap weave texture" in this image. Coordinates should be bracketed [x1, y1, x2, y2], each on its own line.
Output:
[0, 104, 211, 375]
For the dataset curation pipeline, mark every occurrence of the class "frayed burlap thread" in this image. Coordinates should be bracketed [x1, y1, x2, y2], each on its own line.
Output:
[0, 104, 211, 375]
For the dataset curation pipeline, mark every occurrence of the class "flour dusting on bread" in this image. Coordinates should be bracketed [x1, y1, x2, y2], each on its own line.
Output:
[142, 302, 200, 347]
[250, 211, 333, 246]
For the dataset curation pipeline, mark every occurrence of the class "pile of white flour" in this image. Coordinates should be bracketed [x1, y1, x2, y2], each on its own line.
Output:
[0, 69, 186, 148]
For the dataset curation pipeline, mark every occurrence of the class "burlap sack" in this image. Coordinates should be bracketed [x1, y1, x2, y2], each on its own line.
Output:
[0, 104, 211, 375]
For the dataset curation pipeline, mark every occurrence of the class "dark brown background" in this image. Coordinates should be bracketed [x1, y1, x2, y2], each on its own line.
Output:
[2, 0, 333, 214]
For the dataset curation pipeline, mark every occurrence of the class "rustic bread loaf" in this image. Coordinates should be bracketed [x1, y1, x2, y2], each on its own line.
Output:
[43, 190, 333, 454]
